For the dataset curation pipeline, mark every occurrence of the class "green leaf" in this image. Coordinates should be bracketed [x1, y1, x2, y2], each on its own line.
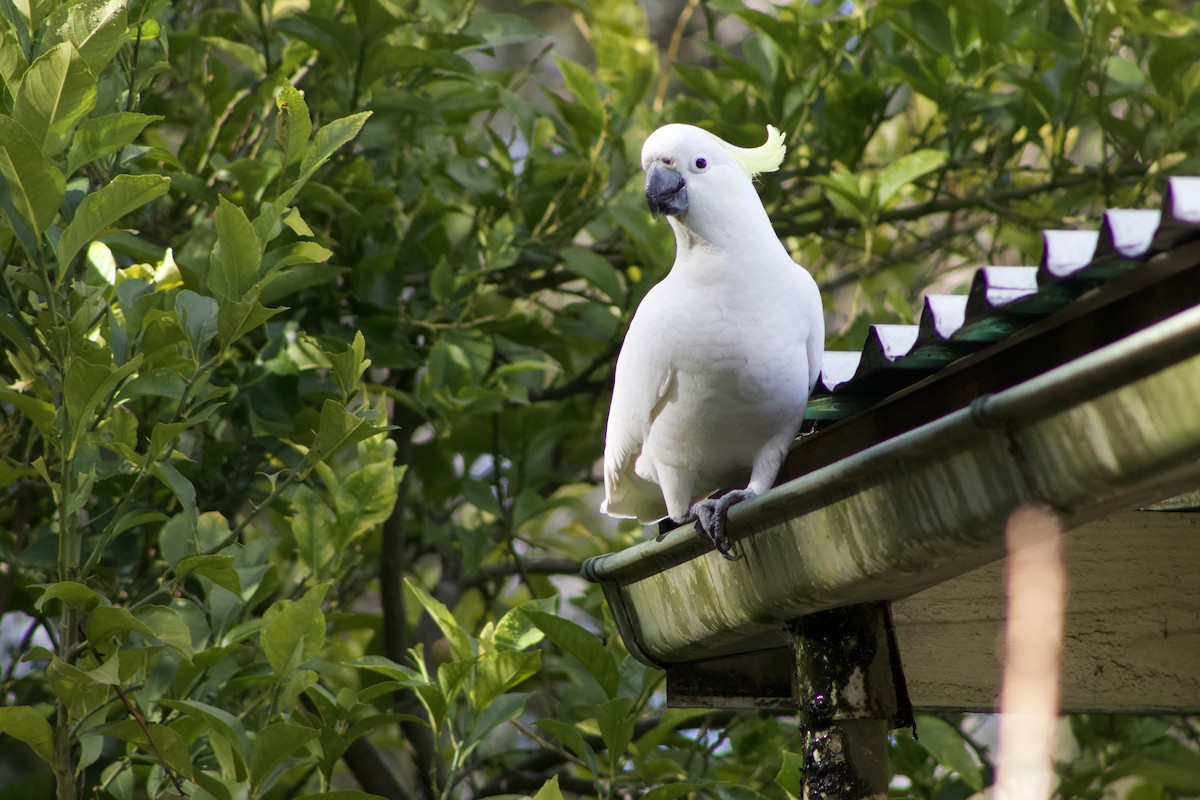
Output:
[261, 581, 330, 678]
[463, 691, 529, 752]
[217, 295, 285, 348]
[261, 240, 332, 279]
[811, 167, 869, 220]
[520, 608, 619, 698]
[462, 478, 502, 517]
[0, 389, 55, 434]
[909, 0, 955, 55]
[85, 650, 121, 685]
[292, 484, 334, 578]
[0, 707, 55, 767]
[555, 57, 603, 126]
[876, 149, 948, 206]
[210, 196, 262, 300]
[641, 782, 714, 800]
[120, 368, 187, 400]
[492, 597, 554, 652]
[327, 330, 370, 397]
[67, 111, 162, 175]
[202, 35, 265, 72]
[775, 750, 805, 797]
[913, 714, 984, 791]
[158, 699, 249, 782]
[250, 721, 319, 789]
[472, 651, 540, 711]
[313, 400, 388, 462]
[174, 555, 242, 595]
[295, 792, 388, 800]
[335, 461, 397, 541]
[535, 718, 599, 776]
[0, 30, 28, 97]
[14, 42, 96, 156]
[530, 775, 564, 800]
[104, 719, 195, 781]
[175, 289, 219, 360]
[110, 510, 168, 541]
[149, 400, 223, 455]
[134, 605, 194, 661]
[347, 655, 429, 687]
[275, 81, 311, 167]
[297, 111, 372, 187]
[57, 174, 170, 270]
[429, 258, 455, 303]
[403, 579, 474, 660]
[0, 113, 66, 245]
[462, 12, 544, 47]
[595, 695, 635, 760]
[1122, 744, 1200, 794]
[562, 246, 624, 303]
[86, 605, 153, 647]
[35, 580, 102, 612]
[64, 354, 141, 452]
[150, 461, 196, 520]
[44, 0, 128, 73]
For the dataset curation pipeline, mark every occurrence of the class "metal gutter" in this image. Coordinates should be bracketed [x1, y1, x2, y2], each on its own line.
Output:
[582, 303, 1200, 667]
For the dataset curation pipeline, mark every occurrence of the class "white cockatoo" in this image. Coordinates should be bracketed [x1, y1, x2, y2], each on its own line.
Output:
[601, 123, 824, 559]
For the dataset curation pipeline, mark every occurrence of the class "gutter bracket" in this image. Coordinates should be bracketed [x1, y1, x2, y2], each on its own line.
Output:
[789, 602, 913, 799]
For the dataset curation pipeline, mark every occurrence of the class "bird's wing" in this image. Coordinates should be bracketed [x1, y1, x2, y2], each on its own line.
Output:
[602, 314, 676, 523]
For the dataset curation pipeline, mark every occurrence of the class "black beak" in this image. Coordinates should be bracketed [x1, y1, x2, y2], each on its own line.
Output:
[646, 162, 688, 218]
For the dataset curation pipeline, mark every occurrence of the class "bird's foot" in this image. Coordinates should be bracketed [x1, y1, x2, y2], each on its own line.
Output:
[691, 489, 756, 561]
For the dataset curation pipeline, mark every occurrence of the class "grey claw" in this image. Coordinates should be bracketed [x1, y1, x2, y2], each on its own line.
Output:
[690, 489, 755, 561]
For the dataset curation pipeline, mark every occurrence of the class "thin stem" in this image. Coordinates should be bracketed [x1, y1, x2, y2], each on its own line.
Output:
[114, 685, 186, 796]
[256, 0, 273, 74]
[80, 361, 217, 577]
[654, 0, 702, 113]
[128, 456, 312, 613]
[2, 616, 43, 684]
[53, 603, 79, 800]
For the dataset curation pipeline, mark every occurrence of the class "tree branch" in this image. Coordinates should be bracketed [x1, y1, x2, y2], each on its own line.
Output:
[378, 409, 438, 800]
[776, 165, 1148, 239]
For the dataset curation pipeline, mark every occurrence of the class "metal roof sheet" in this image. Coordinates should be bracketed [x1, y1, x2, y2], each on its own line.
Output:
[807, 175, 1200, 419]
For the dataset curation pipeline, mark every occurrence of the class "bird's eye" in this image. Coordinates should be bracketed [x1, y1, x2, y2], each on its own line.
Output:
[692, 157, 708, 172]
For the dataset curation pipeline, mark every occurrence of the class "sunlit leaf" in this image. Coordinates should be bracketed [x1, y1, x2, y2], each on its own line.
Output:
[0, 114, 65, 248]
[210, 196, 262, 300]
[261, 581, 330, 678]
[44, 0, 128, 73]
[520, 609, 619, 698]
[57, 174, 170, 270]
[14, 42, 96, 156]
[275, 81, 311, 167]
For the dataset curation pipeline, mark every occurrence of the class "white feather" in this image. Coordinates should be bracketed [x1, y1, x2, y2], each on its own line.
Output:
[602, 124, 824, 524]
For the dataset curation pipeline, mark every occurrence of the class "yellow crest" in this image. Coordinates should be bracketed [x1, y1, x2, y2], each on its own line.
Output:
[720, 125, 786, 179]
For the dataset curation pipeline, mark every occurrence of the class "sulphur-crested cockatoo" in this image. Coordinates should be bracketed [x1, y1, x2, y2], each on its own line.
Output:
[601, 123, 824, 559]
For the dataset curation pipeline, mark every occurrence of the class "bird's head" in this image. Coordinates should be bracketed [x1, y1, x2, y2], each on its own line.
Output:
[640, 124, 786, 239]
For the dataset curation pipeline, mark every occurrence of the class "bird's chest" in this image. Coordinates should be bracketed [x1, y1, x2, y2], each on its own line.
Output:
[652, 291, 808, 421]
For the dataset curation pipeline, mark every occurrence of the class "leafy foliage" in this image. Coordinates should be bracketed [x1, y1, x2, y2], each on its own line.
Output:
[0, 0, 1198, 798]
